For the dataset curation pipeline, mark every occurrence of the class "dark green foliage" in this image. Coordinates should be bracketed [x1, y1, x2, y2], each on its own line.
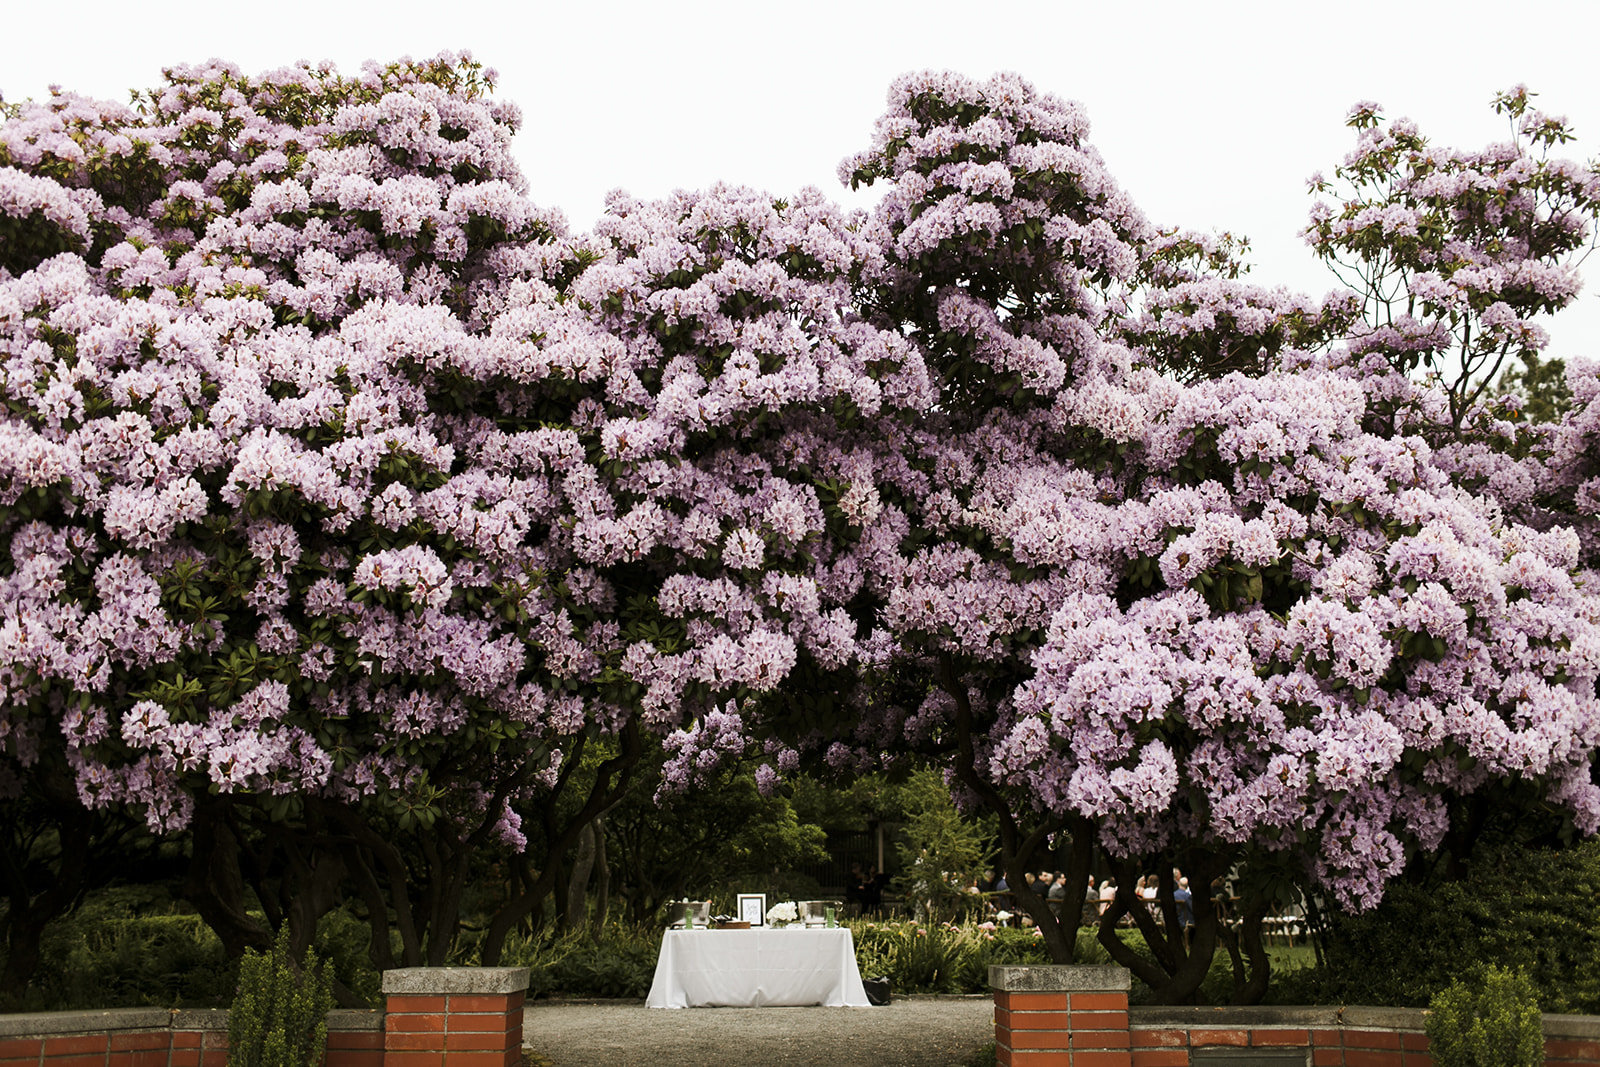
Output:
[0, 889, 385, 1012]
[227, 926, 333, 1067]
[892, 770, 996, 923]
[496, 925, 661, 1000]
[311, 908, 383, 1006]
[531, 947, 656, 1000]
[1497, 351, 1572, 423]
[603, 758, 828, 925]
[868, 924, 967, 993]
[1273, 841, 1600, 1012]
[0, 209, 84, 275]
[1425, 966, 1543, 1067]
[851, 921, 1097, 994]
[0, 887, 235, 1011]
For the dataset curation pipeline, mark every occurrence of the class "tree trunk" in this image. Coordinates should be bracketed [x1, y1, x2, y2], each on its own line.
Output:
[564, 821, 598, 929]
[591, 816, 611, 930]
[0, 803, 91, 997]
[1304, 890, 1328, 969]
[183, 802, 272, 959]
[327, 808, 425, 965]
[481, 723, 642, 963]
[936, 652, 1079, 963]
[0, 904, 45, 998]
[1095, 852, 1224, 1004]
[1096, 879, 1171, 990]
[1229, 901, 1271, 1004]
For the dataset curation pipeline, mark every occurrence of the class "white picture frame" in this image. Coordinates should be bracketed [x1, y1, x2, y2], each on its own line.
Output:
[737, 893, 767, 926]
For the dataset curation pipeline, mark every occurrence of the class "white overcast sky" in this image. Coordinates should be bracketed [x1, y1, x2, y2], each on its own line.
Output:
[5, 0, 1599, 361]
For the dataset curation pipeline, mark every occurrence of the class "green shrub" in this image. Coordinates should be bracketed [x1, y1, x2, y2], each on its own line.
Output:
[312, 908, 382, 1006]
[849, 920, 1101, 995]
[1276, 840, 1600, 1012]
[2, 896, 390, 1013]
[1424, 966, 1543, 1067]
[894, 924, 967, 993]
[3, 903, 235, 1011]
[227, 926, 333, 1067]
[497, 924, 660, 999]
[851, 921, 976, 993]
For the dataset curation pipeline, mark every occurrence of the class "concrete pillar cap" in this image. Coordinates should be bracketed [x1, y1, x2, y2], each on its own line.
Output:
[989, 964, 1132, 992]
[381, 967, 531, 995]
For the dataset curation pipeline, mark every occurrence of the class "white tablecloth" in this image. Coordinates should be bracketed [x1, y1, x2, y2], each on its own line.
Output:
[644, 927, 871, 1008]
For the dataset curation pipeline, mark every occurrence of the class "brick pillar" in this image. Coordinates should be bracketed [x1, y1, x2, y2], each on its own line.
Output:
[382, 967, 530, 1067]
[991, 964, 1132, 1067]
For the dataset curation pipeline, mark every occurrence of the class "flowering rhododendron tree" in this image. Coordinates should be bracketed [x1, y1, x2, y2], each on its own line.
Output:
[0, 53, 616, 970]
[0, 54, 812, 972]
[751, 70, 1600, 1003]
[1119, 228, 1356, 384]
[1546, 357, 1600, 566]
[1304, 86, 1600, 437]
[0, 52, 929, 976]
[472, 179, 929, 960]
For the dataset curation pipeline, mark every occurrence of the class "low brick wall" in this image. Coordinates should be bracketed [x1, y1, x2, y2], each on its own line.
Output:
[0, 967, 528, 1067]
[0, 1008, 380, 1067]
[992, 965, 1600, 1067]
[1132, 1004, 1600, 1065]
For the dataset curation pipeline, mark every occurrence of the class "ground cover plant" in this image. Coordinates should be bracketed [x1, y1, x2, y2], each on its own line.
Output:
[2, 54, 1598, 1007]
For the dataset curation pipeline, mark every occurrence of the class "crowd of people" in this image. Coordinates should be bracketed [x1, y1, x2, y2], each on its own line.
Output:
[968, 868, 1217, 941]
[846, 856, 1262, 946]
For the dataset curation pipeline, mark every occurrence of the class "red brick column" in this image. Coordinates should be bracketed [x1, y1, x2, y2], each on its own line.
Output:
[991, 964, 1132, 1067]
[382, 967, 530, 1067]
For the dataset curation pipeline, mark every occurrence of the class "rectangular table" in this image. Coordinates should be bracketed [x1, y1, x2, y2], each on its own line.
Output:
[644, 927, 871, 1008]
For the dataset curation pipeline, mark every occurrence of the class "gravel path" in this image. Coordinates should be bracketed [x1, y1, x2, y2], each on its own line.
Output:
[523, 996, 997, 1067]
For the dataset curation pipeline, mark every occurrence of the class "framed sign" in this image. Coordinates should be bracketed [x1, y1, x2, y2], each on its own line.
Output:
[737, 893, 767, 926]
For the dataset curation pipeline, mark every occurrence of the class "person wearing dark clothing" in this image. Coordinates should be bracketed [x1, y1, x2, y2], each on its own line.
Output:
[1173, 879, 1194, 928]
[845, 862, 869, 914]
[863, 867, 886, 912]
[993, 873, 1012, 913]
[1172, 877, 1195, 949]
[1046, 872, 1067, 917]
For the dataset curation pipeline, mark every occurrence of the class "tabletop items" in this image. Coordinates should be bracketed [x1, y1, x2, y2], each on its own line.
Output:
[666, 900, 712, 929]
[667, 897, 844, 931]
[798, 900, 843, 927]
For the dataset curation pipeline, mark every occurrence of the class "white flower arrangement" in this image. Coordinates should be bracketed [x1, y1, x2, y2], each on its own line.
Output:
[765, 901, 798, 925]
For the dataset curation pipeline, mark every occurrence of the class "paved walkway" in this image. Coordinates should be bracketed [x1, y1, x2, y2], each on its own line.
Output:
[523, 996, 997, 1067]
